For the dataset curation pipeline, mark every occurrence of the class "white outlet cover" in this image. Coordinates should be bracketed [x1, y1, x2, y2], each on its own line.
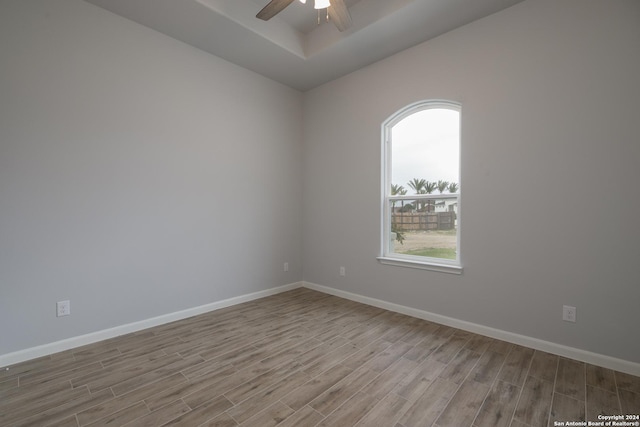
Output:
[57, 300, 71, 317]
[562, 305, 576, 322]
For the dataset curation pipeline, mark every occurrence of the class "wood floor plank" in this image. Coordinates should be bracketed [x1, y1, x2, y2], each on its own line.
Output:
[464, 335, 494, 354]
[360, 357, 418, 400]
[224, 360, 302, 404]
[12, 388, 114, 427]
[163, 395, 233, 426]
[586, 364, 616, 393]
[280, 363, 354, 410]
[274, 405, 324, 427]
[301, 342, 360, 377]
[144, 363, 237, 411]
[616, 371, 640, 394]
[403, 335, 447, 363]
[473, 379, 520, 427]
[3, 289, 639, 427]
[397, 377, 459, 427]
[528, 351, 558, 383]
[237, 401, 295, 427]
[349, 324, 394, 348]
[399, 322, 437, 346]
[19, 362, 105, 388]
[497, 345, 534, 387]
[435, 378, 490, 427]
[259, 338, 323, 370]
[99, 348, 166, 369]
[87, 354, 184, 393]
[1, 385, 89, 424]
[394, 356, 447, 402]
[71, 350, 170, 388]
[1, 355, 57, 380]
[469, 350, 506, 385]
[618, 389, 640, 415]
[548, 393, 585, 427]
[181, 357, 226, 380]
[354, 392, 411, 427]
[199, 412, 238, 427]
[121, 398, 190, 427]
[76, 373, 187, 425]
[487, 340, 513, 355]
[0, 377, 19, 393]
[431, 335, 470, 364]
[438, 348, 481, 385]
[316, 391, 379, 427]
[0, 378, 72, 410]
[341, 339, 393, 371]
[512, 375, 554, 427]
[111, 355, 204, 396]
[226, 369, 311, 424]
[555, 358, 586, 401]
[295, 336, 350, 366]
[308, 365, 381, 416]
[84, 401, 149, 427]
[47, 415, 80, 427]
[586, 384, 621, 420]
[179, 363, 278, 410]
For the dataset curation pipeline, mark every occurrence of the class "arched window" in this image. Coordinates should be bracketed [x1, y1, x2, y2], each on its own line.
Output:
[379, 100, 462, 274]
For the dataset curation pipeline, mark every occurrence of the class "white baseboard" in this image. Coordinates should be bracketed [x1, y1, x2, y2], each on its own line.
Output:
[302, 281, 640, 376]
[0, 282, 302, 368]
[4, 280, 639, 377]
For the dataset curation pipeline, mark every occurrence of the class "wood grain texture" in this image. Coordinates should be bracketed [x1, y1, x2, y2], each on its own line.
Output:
[327, 0, 352, 31]
[473, 380, 520, 427]
[2, 288, 638, 427]
[513, 375, 554, 427]
[255, 0, 295, 21]
[555, 357, 586, 400]
[548, 392, 585, 426]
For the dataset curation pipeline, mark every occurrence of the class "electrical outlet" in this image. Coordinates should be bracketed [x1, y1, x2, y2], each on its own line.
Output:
[339, 266, 346, 277]
[284, 262, 289, 272]
[57, 300, 71, 317]
[562, 305, 576, 322]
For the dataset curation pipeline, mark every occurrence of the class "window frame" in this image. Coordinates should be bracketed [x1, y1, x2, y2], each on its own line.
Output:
[378, 100, 463, 274]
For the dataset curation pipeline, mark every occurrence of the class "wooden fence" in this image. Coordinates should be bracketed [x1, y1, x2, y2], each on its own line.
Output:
[391, 211, 456, 231]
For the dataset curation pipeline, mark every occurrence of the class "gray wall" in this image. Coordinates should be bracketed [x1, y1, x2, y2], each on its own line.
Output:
[302, 0, 640, 363]
[0, 0, 303, 355]
[2, 0, 639, 366]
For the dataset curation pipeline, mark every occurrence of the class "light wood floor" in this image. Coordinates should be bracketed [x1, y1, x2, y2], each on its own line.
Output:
[1, 288, 638, 427]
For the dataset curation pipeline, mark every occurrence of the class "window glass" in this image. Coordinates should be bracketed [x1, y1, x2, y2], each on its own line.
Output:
[381, 101, 461, 272]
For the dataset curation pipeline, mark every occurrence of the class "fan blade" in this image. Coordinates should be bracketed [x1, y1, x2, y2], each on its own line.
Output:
[256, 0, 296, 21]
[328, 0, 352, 31]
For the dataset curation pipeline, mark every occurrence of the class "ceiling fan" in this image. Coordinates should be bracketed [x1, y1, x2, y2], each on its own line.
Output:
[256, 0, 353, 32]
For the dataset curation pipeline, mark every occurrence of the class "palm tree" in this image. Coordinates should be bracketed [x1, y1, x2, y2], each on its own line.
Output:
[437, 180, 449, 194]
[448, 182, 459, 193]
[390, 184, 407, 245]
[407, 178, 427, 211]
[391, 184, 406, 196]
[423, 181, 436, 212]
[390, 184, 407, 211]
[407, 178, 426, 194]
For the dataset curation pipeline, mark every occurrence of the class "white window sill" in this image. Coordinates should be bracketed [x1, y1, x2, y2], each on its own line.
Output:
[377, 256, 463, 275]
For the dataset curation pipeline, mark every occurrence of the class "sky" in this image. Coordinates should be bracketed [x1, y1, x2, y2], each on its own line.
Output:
[391, 108, 460, 192]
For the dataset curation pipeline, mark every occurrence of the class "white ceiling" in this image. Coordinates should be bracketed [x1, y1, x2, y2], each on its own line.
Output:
[84, 0, 526, 91]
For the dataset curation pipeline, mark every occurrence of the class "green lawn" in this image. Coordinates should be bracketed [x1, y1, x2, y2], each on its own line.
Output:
[402, 247, 457, 259]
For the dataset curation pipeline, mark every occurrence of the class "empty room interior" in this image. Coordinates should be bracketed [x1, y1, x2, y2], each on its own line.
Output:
[1, 0, 639, 426]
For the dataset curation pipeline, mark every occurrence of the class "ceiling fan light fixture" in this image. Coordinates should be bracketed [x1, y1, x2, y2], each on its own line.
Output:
[314, 0, 330, 9]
